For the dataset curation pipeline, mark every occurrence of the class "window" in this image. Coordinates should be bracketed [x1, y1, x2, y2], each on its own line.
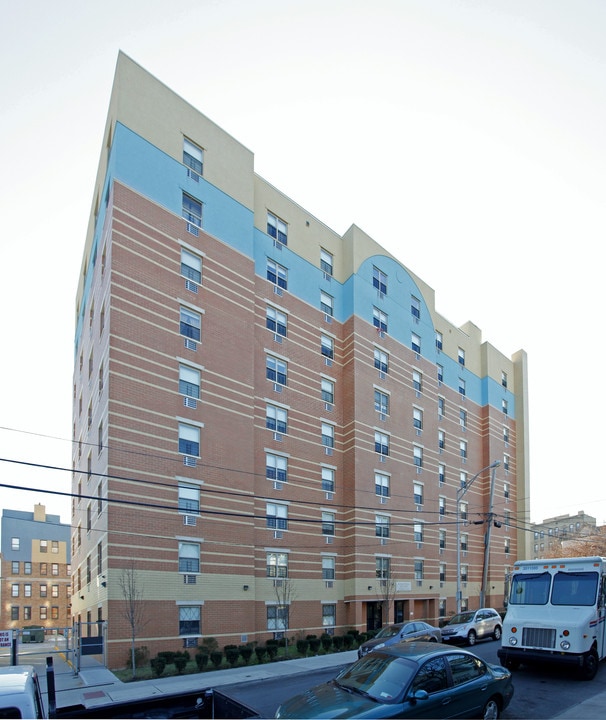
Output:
[182, 193, 202, 229]
[414, 559, 424, 581]
[435, 331, 443, 351]
[266, 306, 288, 337]
[266, 453, 288, 483]
[24, 562, 31, 575]
[267, 211, 287, 245]
[320, 249, 333, 276]
[11, 560, 19, 574]
[438, 397, 445, 419]
[267, 502, 288, 530]
[266, 355, 287, 386]
[504, 482, 510, 500]
[413, 482, 424, 505]
[411, 332, 421, 354]
[40, 584, 47, 597]
[439, 529, 446, 550]
[501, 371, 508, 388]
[458, 347, 465, 366]
[181, 248, 202, 284]
[40, 563, 47, 575]
[460, 440, 467, 459]
[267, 258, 288, 290]
[51, 607, 59, 620]
[179, 606, 201, 635]
[321, 422, 334, 449]
[267, 604, 288, 631]
[502, 399, 509, 415]
[505, 538, 510, 555]
[266, 404, 288, 434]
[438, 464, 445, 485]
[459, 408, 467, 428]
[373, 267, 387, 295]
[322, 511, 335, 536]
[322, 467, 335, 493]
[439, 497, 445, 516]
[179, 365, 200, 399]
[179, 423, 200, 456]
[412, 370, 422, 393]
[411, 295, 421, 319]
[504, 454, 510, 471]
[321, 377, 334, 405]
[51, 563, 59, 575]
[178, 483, 200, 514]
[267, 552, 288, 578]
[11, 607, 19, 621]
[51, 585, 59, 598]
[321, 334, 334, 359]
[374, 431, 389, 457]
[447, 653, 486, 685]
[503, 425, 509, 444]
[374, 390, 389, 416]
[413, 446, 423, 469]
[11, 537, 19, 551]
[374, 348, 388, 374]
[459, 378, 466, 396]
[40, 607, 48, 620]
[437, 363, 444, 383]
[183, 138, 203, 175]
[375, 515, 390, 538]
[375, 472, 390, 498]
[180, 306, 201, 341]
[460, 502, 468, 521]
[178, 542, 200, 573]
[40, 540, 48, 553]
[322, 557, 336, 580]
[413, 407, 423, 431]
[97, 542, 103, 576]
[461, 534, 468, 552]
[320, 291, 334, 317]
[440, 563, 446, 582]
[11, 584, 19, 597]
[373, 307, 387, 333]
[376, 556, 390, 579]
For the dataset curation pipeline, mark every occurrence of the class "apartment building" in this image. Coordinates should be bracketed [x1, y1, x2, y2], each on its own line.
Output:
[71, 52, 529, 668]
[0, 504, 71, 631]
[532, 511, 598, 558]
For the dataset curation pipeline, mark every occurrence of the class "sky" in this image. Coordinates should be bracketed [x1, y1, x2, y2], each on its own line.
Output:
[1, 0, 605, 533]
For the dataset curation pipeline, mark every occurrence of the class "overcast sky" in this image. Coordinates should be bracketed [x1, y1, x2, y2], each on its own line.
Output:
[1, 0, 604, 535]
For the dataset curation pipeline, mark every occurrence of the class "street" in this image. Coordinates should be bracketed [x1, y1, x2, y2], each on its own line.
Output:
[222, 639, 606, 719]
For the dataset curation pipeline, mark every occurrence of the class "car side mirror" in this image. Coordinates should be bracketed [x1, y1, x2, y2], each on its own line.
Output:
[410, 689, 429, 703]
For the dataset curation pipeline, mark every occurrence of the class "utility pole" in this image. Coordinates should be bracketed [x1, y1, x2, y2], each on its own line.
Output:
[480, 462, 500, 607]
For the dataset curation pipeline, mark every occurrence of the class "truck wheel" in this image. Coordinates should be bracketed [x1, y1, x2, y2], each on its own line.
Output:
[581, 650, 599, 681]
[467, 630, 477, 646]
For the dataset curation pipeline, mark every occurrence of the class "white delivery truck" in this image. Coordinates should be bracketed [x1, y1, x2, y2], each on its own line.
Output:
[498, 556, 606, 680]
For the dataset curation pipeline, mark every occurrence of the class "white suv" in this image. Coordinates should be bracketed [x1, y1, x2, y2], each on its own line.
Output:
[440, 608, 502, 646]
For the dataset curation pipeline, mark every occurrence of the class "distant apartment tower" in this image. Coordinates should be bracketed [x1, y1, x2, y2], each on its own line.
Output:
[532, 511, 597, 558]
[71, 53, 530, 667]
[0, 504, 71, 631]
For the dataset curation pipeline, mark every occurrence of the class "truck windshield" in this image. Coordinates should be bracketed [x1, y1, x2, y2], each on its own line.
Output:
[551, 571, 598, 606]
[510, 571, 551, 605]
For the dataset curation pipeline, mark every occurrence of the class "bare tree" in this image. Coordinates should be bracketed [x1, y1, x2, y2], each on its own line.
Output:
[117, 562, 149, 678]
[273, 577, 297, 655]
[375, 573, 398, 627]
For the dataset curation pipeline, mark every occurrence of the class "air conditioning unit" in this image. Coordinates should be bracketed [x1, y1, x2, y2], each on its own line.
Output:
[325, 447, 333, 456]
[274, 333, 283, 344]
[380, 538, 387, 546]
[273, 383, 282, 393]
[183, 456, 197, 468]
[326, 536, 334, 544]
[183, 575, 197, 585]
[273, 579, 283, 587]
[324, 403, 333, 412]
[186, 223, 199, 236]
[324, 314, 332, 324]
[325, 492, 333, 501]
[325, 581, 334, 589]
[183, 515, 197, 527]
[273, 481, 283, 491]
[187, 168, 200, 182]
[185, 279, 198, 293]
[183, 397, 197, 409]
[379, 413, 386, 422]
[184, 338, 197, 351]
[274, 285, 283, 296]
[325, 358, 332, 366]
[273, 530, 283, 540]
[273, 432, 283, 442]
[380, 496, 387, 504]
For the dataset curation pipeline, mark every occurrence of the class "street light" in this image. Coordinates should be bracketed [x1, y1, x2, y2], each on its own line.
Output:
[456, 460, 500, 613]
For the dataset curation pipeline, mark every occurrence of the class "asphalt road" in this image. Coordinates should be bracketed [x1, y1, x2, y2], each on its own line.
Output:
[223, 638, 606, 719]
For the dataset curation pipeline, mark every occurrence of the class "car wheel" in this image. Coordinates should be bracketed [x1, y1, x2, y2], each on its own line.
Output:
[580, 650, 599, 681]
[467, 630, 477, 646]
[429, 636, 438, 642]
[481, 697, 500, 719]
[493, 625, 502, 641]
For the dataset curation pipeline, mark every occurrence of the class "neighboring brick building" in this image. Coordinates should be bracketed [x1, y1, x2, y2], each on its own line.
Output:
[71, 52, 530, 668]
[532, 511, 598, 558]
[0, 504, 71, 632]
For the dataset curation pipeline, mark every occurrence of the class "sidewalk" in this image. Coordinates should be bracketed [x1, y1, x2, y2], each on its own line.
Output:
[42, 649, 358, 712]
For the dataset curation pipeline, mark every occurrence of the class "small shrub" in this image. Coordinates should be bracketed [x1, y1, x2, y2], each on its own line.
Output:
[210, 650, 223, 668]
[150, 656, 166, 677]
[225, 647, 240, 667]
[266, 644, 279, 661]
[342, 634, 354, 650]
[174, 653, 188, 673]
[254, 646, 267, 663]
[126, 646, 149, 669]
[308, 637, 321, 653]
[195, 652, 209, 671]
[296, 639, 309, 655]
[320, 633, 333, 652]
[202, 637, 219, 653]
[158, 651, 177, 665]
[239, 645, 253, 664]
[332, 635, 344, 651]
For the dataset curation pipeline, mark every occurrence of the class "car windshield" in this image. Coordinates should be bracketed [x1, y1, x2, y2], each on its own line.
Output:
[374, 625, 402, 639]
[336, 654, 417, 703]
[447, 612, 475, 625]
[510, 572, 550, 605]
[552, 571, 598, 606]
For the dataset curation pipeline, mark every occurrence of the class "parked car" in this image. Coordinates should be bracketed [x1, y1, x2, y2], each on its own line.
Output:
[275, 641, 514, 719]
[440, 608, 502, 646]
[358, 621, 442, 657]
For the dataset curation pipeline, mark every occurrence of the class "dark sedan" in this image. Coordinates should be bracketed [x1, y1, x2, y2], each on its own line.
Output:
[275, 641, 514, 719]
[358, 621, 442, 658]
